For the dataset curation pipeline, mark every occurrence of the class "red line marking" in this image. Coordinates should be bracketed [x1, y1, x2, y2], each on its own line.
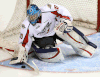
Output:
[0, 47, 3, 49]
[0, 56, 100, 73]
[0, 58, 12, 62]
[86, 32, 97, 36]
[5, 48, 14, 52]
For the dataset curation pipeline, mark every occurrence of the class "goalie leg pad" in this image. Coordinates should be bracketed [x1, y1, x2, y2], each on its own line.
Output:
[72, 44, 96, 58]
[73, 27, 97, 48]
[64, 27, 97, 49]
[32, 43, 64, 62]
[55, 28, 96, 58]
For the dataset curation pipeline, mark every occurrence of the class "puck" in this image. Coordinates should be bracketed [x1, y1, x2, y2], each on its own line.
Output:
[21, 65, 26, 68]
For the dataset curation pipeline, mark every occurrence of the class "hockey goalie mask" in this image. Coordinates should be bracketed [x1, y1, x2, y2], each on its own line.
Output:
[27, 4, 41, 25]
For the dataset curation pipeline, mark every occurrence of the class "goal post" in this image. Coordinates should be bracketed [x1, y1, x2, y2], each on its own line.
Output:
[97, 0, 100, 32]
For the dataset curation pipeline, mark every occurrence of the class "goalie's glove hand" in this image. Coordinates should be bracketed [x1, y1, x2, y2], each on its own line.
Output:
[55, 18, 73, 33]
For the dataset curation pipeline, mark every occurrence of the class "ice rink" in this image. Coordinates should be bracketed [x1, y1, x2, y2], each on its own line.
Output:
[0, 0, 100, 77]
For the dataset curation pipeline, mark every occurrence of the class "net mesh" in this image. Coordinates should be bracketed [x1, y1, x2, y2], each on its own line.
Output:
[32, 0, 97, 29]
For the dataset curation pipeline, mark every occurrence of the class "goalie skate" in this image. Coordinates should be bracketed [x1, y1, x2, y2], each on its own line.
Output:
[9, 44, 28, 64]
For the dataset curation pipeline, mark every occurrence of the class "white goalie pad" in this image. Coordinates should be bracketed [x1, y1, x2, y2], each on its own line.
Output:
[34, 47, 64, 62]
[9, 44, 28, 64]
[54, 28, 96, 58]
[0, 37, 28, 64]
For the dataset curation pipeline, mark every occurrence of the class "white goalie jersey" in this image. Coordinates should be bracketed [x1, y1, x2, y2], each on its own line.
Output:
[19, 3, 73, 51]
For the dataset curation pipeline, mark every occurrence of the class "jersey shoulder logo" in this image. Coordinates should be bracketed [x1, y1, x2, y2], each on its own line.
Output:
[20, 33, 23, 39]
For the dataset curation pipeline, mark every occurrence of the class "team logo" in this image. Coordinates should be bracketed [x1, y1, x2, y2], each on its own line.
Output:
[54, 5, 59, 10]
[20, 33, 23, 39]
[47, 4, 51, 9]
[37, 22, 52, 35]
[22, 24, 26, 29]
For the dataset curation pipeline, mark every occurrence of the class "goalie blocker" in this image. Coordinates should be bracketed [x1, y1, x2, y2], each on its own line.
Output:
[54, 18, 97, 58]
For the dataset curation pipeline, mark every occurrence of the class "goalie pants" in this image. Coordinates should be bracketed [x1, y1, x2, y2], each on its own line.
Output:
[33, 34, 64, 49]
[31, 34, 64, 62]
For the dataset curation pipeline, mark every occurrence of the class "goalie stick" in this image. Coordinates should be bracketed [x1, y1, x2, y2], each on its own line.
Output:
[1, 47, 39, 74]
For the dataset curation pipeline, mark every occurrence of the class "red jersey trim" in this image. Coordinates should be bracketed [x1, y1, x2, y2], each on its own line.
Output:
[22, 29, 29, 47]
[51, 11, 70, 20]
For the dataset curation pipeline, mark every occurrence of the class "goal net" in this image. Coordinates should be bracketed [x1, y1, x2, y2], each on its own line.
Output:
[32, 0, 98, 29]
[0, 0, 99, 49]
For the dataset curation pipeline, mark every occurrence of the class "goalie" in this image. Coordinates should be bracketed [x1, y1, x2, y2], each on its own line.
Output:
[9, 3, 97, 64]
